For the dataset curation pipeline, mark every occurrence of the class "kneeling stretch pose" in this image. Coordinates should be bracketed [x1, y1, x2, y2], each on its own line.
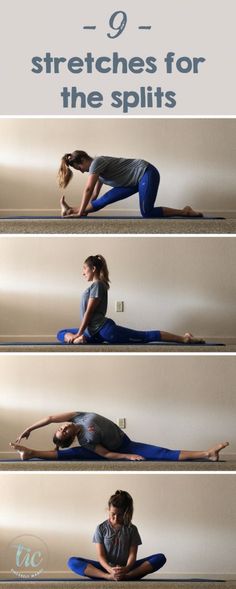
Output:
[68, 489, 166, 581]
[58, 150, 203, 219]
[11, 411, 229, 462]
[56, 255, 205, 345]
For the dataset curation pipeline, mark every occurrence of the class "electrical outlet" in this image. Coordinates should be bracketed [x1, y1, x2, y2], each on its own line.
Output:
[116, 301, 124, 312]
[117, 418, 126, 429]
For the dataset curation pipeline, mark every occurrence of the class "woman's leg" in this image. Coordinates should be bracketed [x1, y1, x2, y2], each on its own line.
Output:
[60, 196, 80, 217]
[119, 439, 180, 461]
[10, 443, 57, 460]
[125, 553, 166, 579]
[90, 185, 138, 212]
[57, 328, 98, 344]
[57, 328, 79, 343]
[61, 187, 139, 216]
[68, 556, 109, 579]
[139, 165, 202, 218]
[99, 319, 161, 344]
[119, 439, 229, 461]
[57, 447, 105, 461]
[179, 442, 229, 461]
[98, 319, 204, 345]
[160, 331, 205, 344]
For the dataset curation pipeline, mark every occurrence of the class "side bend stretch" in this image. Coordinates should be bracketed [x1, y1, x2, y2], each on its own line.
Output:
[10, 411, 229, 462]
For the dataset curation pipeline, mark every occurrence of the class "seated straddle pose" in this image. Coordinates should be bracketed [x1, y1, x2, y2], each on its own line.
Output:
[58, 151, 203, 218]
[56, 255, 205, 345]
[67, 490, 166, 581]
[10, 411, 229, 462]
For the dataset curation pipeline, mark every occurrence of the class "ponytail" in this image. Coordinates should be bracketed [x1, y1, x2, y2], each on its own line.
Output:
[58, 150, 92, 189]
[85, 255, 110, 289]
[58, 154, 73, 189]
[108, 490, 133, 525]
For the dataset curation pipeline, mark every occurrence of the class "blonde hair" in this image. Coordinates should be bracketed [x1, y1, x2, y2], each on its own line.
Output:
[84, 255, 110, 289]
[58, 150, 91, 189]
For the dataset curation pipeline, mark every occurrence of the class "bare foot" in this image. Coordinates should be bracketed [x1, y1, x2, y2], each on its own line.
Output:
[60, 195, 72, 217]
[183, 206, 203, 218]
[183, 332, 205, 344]
[10, 442, 33, 461]
[207, 442, 229, 462]
[73, 334, 87, 344]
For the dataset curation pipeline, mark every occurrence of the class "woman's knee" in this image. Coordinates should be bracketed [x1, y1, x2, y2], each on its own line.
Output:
[141, 205, 164, 218]
[67, 556, 87, 575]
[158, 553, 167, 566]
[67, 556, 78, 571]
[149, 552, 167, 570]
[57, 329, 66, 342]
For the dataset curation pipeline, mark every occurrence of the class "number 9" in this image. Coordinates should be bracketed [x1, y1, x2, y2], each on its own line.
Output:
[107, 11, 127, 39]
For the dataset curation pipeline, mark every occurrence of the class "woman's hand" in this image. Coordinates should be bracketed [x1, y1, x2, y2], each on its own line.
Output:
[15, 428, 31, 443]
[111, 566, 126, 581]
[64, 333, 87, 344]
[124, 454, 145, 461]
[64, 332, 78, 344]
[78, 209, 89, 217]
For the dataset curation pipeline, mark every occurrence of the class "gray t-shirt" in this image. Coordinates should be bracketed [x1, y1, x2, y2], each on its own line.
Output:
[80, 280, 107, 335]
[93, 520, 142, 566]
[89, 156, 149, 187]
[72, 412, 125, 451]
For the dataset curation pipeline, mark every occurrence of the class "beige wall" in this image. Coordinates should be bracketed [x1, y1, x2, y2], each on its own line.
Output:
[0, 236, 235, 338]
[0, 474, 235, 578]
[1, 355, 236, 455]
[0, 119, 236, 213]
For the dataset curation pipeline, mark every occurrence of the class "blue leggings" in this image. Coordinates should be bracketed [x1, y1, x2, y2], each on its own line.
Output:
[57, 318, 161, 345]
[57, 434, 180, 461]
[67, 553, 166, 579]
[91, 164, 163, 218]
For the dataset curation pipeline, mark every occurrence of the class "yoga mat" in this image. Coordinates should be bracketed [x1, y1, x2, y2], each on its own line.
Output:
[0, 215, 225, 220]
[0, 341, 225, 347]
[0, 578, 225, 582]
[0, 458, 226, 463]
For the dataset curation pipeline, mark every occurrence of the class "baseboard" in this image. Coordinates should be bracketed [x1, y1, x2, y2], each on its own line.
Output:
[0, 335, 234, 342]
[0, 208, 236, 216]
[1, 572, 235, 580]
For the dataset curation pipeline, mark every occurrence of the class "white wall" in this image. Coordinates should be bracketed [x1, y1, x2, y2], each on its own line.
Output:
[1, 355, 235, 454]
[0, 474, 235, 579]
[0, 236, 235, 338]
[0, 118, 236, 212]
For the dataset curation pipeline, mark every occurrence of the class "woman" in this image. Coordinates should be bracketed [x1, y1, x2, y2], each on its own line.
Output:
[10, 411, 229, 462]
[56, 254, 204, 345]
[58, 150, 203, 218]
[67, 489, 166, 581]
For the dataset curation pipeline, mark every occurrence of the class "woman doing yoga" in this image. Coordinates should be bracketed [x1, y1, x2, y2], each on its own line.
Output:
[58, 151, 203, 219]
[10, 411, 229, 462]
[56, 254, 204, 345]
[67, 490, 166, 581]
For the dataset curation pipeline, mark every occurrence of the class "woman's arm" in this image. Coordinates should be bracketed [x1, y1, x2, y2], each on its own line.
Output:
[66, 298, 101, 343]
[91, 179, 103, 202]
[15, 412, 77, 442]
[95, 543, 114, 574]
[79, 173, 100, 215]
[93, 444, 145, 461]
[124, 545, 138, 572]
